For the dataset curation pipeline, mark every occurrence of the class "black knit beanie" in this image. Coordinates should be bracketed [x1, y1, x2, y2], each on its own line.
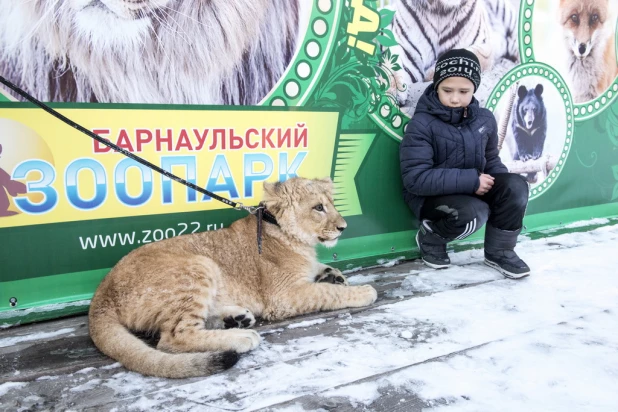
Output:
[433, 49, 481, 92]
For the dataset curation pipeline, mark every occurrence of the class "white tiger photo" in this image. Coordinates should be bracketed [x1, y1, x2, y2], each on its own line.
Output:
[388, 0, 521, 113]
[0, 0, 307, 105]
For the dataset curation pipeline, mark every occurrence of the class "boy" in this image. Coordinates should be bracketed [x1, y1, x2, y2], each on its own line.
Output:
[399, 49, 530, 279]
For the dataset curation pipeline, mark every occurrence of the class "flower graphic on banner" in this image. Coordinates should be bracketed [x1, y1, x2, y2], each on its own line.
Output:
[309, 1, 405, 125]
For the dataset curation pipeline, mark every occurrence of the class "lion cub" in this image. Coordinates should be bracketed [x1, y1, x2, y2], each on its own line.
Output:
[89, 177, 377, 378]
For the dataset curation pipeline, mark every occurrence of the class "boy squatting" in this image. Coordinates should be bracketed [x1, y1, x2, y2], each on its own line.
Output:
[400, 49, 530, 279]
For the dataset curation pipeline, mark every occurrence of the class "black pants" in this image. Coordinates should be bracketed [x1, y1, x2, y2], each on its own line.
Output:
[419, 173, 529, 241]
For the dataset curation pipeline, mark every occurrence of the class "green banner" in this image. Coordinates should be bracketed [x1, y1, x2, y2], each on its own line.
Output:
[1, 0, 617, 323]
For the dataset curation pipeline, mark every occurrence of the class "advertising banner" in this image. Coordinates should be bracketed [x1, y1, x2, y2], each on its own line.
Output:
[1, 0, 617, 323]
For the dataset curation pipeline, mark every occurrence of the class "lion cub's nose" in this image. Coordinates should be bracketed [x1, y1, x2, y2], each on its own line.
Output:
[337, 226, 346, 232]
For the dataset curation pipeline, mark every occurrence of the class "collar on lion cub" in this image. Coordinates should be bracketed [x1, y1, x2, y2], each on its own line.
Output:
[88, 176, 378, 378]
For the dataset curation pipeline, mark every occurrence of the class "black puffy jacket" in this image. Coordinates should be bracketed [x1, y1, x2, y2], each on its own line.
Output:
[400, 85, 507, 218]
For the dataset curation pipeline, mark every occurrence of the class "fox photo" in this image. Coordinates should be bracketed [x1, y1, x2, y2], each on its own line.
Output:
[492, 77, 567, 186]
[0, 0, 310, 105]
[531, 0, 618, 104]
[386, 0, 522, 115]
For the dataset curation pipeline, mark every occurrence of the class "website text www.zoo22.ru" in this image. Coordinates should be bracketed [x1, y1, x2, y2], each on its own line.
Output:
[78, 222, 224, 250]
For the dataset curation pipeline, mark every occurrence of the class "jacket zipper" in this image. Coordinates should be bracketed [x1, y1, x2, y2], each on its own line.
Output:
[463, 108, 468, 167]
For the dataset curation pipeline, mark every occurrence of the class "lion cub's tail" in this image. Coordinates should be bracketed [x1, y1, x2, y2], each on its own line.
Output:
[89, 311, 239, 378]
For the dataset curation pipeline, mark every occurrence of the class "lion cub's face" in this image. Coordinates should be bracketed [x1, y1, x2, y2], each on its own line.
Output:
[262, 177, 347, 247]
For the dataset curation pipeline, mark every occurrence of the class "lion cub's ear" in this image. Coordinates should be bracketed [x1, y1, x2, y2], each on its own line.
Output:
[317, 177, 334, 193]
[262, 181, 284, 213]
[263, 181, 282, 198]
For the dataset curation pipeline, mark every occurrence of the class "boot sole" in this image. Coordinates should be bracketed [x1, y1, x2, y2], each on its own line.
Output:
[416, 232, 450, 269]
[484, 259, 530, 279]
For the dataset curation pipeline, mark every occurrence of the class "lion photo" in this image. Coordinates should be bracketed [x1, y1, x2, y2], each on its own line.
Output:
[0, 0, 308, 105]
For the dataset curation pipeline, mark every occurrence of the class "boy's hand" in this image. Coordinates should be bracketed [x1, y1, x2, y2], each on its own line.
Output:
[476, 174, 495, 195]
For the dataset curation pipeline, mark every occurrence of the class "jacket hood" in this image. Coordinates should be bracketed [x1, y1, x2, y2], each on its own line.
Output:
[414, 84, 480, 124]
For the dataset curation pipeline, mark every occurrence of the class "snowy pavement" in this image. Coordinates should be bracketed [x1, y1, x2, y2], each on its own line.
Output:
[1, 220, 618, 411]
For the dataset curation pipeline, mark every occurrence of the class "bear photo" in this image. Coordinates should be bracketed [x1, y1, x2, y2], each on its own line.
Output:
[511, 84, 548, 163]
[506, 83, 548, 183]
[493, 77, 566, 188]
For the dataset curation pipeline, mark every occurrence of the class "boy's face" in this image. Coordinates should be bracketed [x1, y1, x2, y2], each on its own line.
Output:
[436, 77, 474, 108]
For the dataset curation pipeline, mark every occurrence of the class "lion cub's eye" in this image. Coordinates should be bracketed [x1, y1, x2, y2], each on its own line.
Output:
[313, 204, 324, 212]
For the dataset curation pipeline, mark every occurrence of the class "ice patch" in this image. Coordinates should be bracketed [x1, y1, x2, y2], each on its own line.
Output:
[36, 375, 59, 381]
[102, 372, 160, 397]
[69, 379, 102, 392]
[342, 266, 364, 274]
[347, 273, 381, 285]
[0, 300, 91, 320]
[401, 331, 413, 339]
[0, 328, 75, 348]
[385, 288, 415, 299]
[399, 265, 501, 294]
[377, 256, 406, 268]
[0, 382, 27, 397]
[333, 311, 618, 412]
[553, 218, 610, 231]
[288, 319, 327, 329]
[327, 381, 381, 407]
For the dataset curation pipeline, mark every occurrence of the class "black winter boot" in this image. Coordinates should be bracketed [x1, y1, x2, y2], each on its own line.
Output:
[416, 220, 451, 269]
[484, 224, 530, 279]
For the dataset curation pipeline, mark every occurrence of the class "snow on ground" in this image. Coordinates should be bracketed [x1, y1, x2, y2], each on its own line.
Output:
[326, 310, 618, 412]
[286, 318, 327, 329]
[0, 299, 91, 328]
[0, 327, 75, 348]
[0, 382, 27, 397]
[2, 222, 618, 411]
[0, 300, 91, 321]
[554, 218, 610, 230]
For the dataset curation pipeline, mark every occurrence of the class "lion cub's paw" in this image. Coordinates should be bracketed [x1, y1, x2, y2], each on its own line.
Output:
[227, 329, 261, 353]
[223, 309, 256, 329]
[357, 285, 378, 305]
[315, 267, 348, 286]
